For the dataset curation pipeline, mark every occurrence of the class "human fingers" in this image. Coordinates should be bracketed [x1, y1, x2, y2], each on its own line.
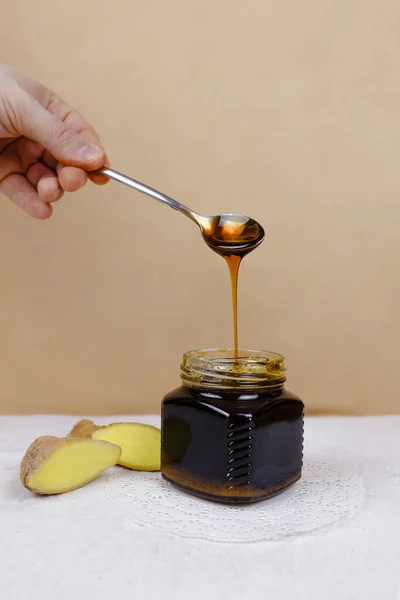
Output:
[26, 161, 63, 203]
[0, 173, 52, 219]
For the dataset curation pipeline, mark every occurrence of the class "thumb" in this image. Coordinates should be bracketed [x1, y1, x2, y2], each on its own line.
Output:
[16, 88, 105, 169]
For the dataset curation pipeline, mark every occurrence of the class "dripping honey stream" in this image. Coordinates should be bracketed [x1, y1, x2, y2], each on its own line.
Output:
[200, 215, 265, 359]
[225, 255, 241, 359]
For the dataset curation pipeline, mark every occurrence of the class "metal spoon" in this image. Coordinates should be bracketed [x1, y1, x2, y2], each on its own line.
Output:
[98, 167, 265, 256]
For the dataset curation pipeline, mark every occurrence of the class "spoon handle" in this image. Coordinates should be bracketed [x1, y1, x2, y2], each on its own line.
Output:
[98, 167, 198, 223]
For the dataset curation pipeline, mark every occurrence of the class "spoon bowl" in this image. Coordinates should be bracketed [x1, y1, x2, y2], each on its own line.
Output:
[197, 213, 265, 257]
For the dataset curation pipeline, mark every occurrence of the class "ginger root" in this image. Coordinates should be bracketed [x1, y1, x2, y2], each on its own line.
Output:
[68, 419, 99, 438]
[69, 420, 161, 471]
[20, 436, 121, 495]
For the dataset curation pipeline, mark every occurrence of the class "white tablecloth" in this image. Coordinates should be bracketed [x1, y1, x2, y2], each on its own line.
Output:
[0, 415, 399, 600]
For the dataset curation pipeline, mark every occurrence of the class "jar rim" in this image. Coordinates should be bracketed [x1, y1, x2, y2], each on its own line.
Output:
[181, 348, 286, 390]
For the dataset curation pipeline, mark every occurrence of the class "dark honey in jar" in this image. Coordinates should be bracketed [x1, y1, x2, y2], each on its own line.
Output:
[161, 349, 304, 503]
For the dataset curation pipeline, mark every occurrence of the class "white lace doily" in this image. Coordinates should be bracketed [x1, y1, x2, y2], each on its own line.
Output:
[104, 455, 365, 543]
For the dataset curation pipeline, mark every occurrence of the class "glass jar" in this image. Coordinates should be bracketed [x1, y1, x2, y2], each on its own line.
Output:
[161, 349, 304, 503]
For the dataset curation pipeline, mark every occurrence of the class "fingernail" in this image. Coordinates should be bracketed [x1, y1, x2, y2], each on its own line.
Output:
[79, 145, 104, 162]
[50, 189, 61, 201]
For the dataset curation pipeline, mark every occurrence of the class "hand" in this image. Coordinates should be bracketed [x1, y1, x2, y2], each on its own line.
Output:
[0, 64, 108, 219]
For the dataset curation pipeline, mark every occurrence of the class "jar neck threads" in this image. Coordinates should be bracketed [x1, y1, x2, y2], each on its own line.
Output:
[181, 349, 286, 391]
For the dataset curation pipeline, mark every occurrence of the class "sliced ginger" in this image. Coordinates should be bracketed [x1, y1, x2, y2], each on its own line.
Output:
[69, 419, 161, 471]
[20, 436, 121, 495]
[93, 423, 160, 471]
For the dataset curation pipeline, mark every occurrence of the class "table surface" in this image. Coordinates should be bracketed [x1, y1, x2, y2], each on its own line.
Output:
[0, 414, 399, 600]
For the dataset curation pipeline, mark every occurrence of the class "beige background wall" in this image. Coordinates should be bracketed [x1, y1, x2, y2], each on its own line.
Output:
[0, 0, 399, 415]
